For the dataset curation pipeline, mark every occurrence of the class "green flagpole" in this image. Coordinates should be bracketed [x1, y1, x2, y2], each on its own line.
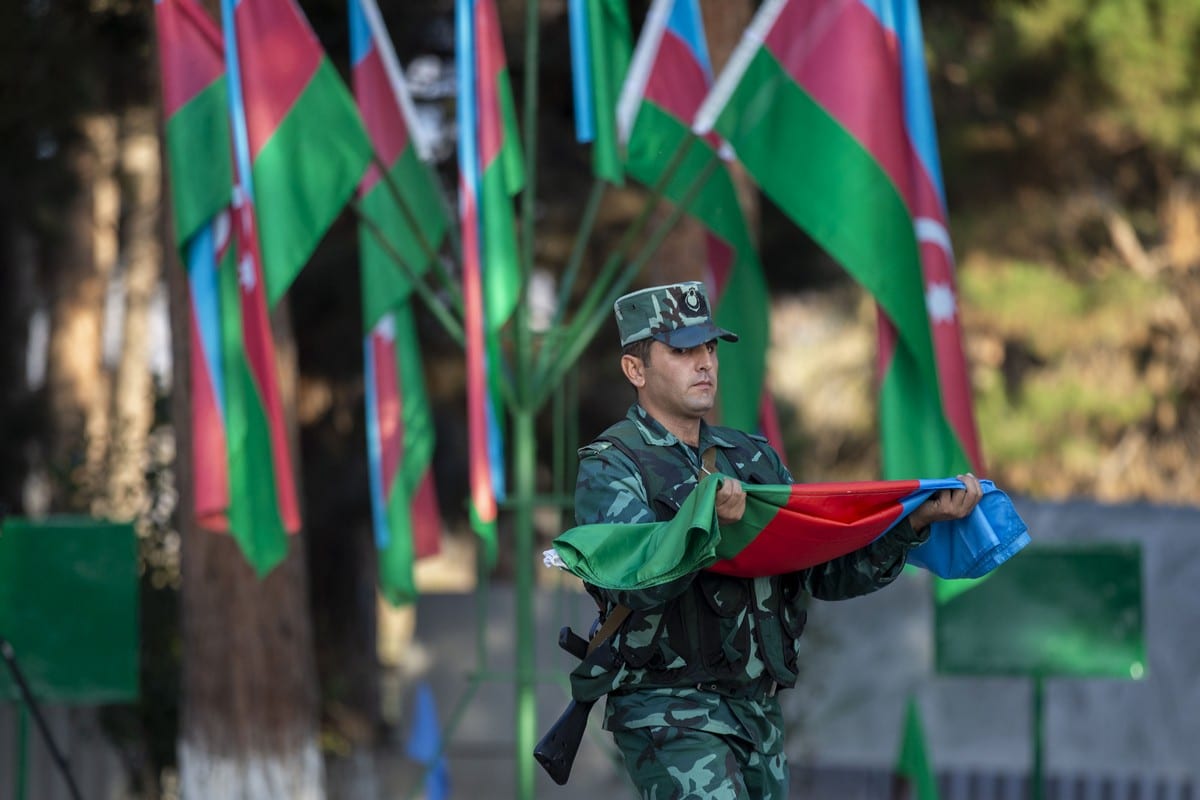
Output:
[515, 0, 541, 795]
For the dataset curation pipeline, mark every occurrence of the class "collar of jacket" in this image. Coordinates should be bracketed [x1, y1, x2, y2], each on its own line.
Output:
[626, 404, 739, 452]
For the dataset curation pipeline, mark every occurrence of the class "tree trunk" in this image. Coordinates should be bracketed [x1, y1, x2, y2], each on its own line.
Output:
[43, 112, 118, 514]
[157, 25, 326, 792]
[170, 250, 326, 799]
[0, 219, 40, 512]
[169, 263, 325, 799]
[178, 526, 325, 798]
[98, 107, 161, 524]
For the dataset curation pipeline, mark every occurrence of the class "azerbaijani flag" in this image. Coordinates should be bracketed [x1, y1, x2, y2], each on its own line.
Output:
[567, 0, 633, 183]
[694, 0, 984, 478]
[352, 0, 447, 604]
[549, 474, 1029, 590]
[350, 0, 449, 316]
[456, 0, 525, 560]
[155, 0, 233, 531]
[616, 0, 773, 438]
[203, 205, 300, 573]
[364, 307, 443, 605]
[223, 0, 372, 307]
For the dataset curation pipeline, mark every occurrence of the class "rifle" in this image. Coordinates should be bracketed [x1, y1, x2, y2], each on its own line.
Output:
[534, 606, 630, 785]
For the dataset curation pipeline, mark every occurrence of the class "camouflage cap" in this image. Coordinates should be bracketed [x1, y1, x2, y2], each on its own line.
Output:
[613, 281, 738, 348]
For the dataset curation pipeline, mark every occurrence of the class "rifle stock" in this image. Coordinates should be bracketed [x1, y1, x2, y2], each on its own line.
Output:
[534, 625, 596, 784]
[533, 697, 596, 785]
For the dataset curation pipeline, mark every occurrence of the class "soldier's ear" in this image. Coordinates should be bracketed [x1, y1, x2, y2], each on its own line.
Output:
[620, 353, 645, 387]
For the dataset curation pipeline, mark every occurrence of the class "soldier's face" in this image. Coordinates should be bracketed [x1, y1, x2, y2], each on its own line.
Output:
[636, 339, 719, 421]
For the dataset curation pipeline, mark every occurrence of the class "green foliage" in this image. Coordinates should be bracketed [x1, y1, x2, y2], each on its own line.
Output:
[962, 260, 1165, 358]
[1000, 0, 1200, 169]
[960, 258, 1168, 482]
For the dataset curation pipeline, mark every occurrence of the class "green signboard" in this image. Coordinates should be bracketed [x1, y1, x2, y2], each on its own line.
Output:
[0, 517, 139, 703]
[936, 543, 1144, 678]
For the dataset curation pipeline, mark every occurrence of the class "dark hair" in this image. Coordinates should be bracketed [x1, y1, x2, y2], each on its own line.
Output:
[621, 338, 654, 366]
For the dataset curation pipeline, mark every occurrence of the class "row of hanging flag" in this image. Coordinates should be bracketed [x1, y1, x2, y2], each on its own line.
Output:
[156, 0, 984, 605]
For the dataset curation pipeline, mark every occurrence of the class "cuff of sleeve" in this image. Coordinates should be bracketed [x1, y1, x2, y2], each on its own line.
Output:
[871, 516, 931, 566]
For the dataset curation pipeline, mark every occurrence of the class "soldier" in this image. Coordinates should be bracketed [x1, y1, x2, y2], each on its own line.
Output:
[572, 281, 981, 799]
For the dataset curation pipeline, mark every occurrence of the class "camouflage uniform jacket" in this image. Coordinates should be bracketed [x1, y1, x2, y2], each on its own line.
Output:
[572, 404, 929, 745]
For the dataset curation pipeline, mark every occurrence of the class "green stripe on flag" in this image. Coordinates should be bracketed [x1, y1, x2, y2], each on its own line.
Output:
[880, 344, 968, 478]
[480, 149, 521, 331]
[359, 149, 449, 330]
[378, 502, 417, 605]
[166, 77, 232, 249]
[495, 66, 525, 198]
[218, 244, 289, 575]
[253, 58, 371, 307]
[712, 49, 934, 372]
[394, 303, 436, 488]
[586, 0, 632, 183]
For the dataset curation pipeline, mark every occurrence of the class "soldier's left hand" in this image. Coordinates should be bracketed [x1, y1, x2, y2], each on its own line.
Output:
[908, 473, 983, 532]
[715, 478, 747, 525]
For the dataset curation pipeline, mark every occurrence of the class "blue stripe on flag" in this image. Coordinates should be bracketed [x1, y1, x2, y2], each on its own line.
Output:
[219, 0, 256, 203]
[348, 0, 372, 67]
[666, 0, 715, 80]
[186, 222, 227, 427]
[568, 0, 595, 142]
[364, 332, 392, 550]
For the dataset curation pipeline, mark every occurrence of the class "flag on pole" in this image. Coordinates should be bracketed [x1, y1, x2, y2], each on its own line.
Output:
[155, 0, 234, 530]
[223, 0, 372, 306]
[350, 0, 449, 315]
[694, 0, 984, 478]
[616, 0, 774, 439]
[894, 695, 941, 800]
[158, 0, 296, 573]
[568, 0, 633, 183]
[456, 0, 524, 560]
[208, 207, 300, 572]
[351, 0, 448, 604]
[548, 474, 1029, 590]
[364, 307, 443, 605]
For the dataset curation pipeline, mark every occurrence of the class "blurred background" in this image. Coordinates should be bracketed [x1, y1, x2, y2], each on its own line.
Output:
[0, 0, 1197, 798]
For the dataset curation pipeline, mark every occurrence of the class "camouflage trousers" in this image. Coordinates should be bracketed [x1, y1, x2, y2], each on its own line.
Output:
[612, 725, 789, 800]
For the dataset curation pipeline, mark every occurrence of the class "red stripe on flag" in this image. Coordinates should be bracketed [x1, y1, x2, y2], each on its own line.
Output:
[645, 31, 710, 127]
[704, 231, 735, 300]
[157, 0, 225, 118]
[709, 479, 920, 577]
[190, 305, 230, 531]
[354, 47, 412, 195]
[644, 30, 724, 153]
[765, 0, 918, 210]
[234, 0, 323, 160]
[410, 471, 443, 560]
[233, 197, 302, 532]
[474, 0, 506, 169]
[370, 328, 404, 499]
[758, 390, 786, 457]
[459, 180, 496, 524]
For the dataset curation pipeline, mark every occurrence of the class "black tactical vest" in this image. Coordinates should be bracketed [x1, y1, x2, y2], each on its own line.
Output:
[589, 419, 809, 691]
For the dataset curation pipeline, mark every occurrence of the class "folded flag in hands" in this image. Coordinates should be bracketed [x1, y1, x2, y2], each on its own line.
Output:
[548, 475, 1029, 590]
